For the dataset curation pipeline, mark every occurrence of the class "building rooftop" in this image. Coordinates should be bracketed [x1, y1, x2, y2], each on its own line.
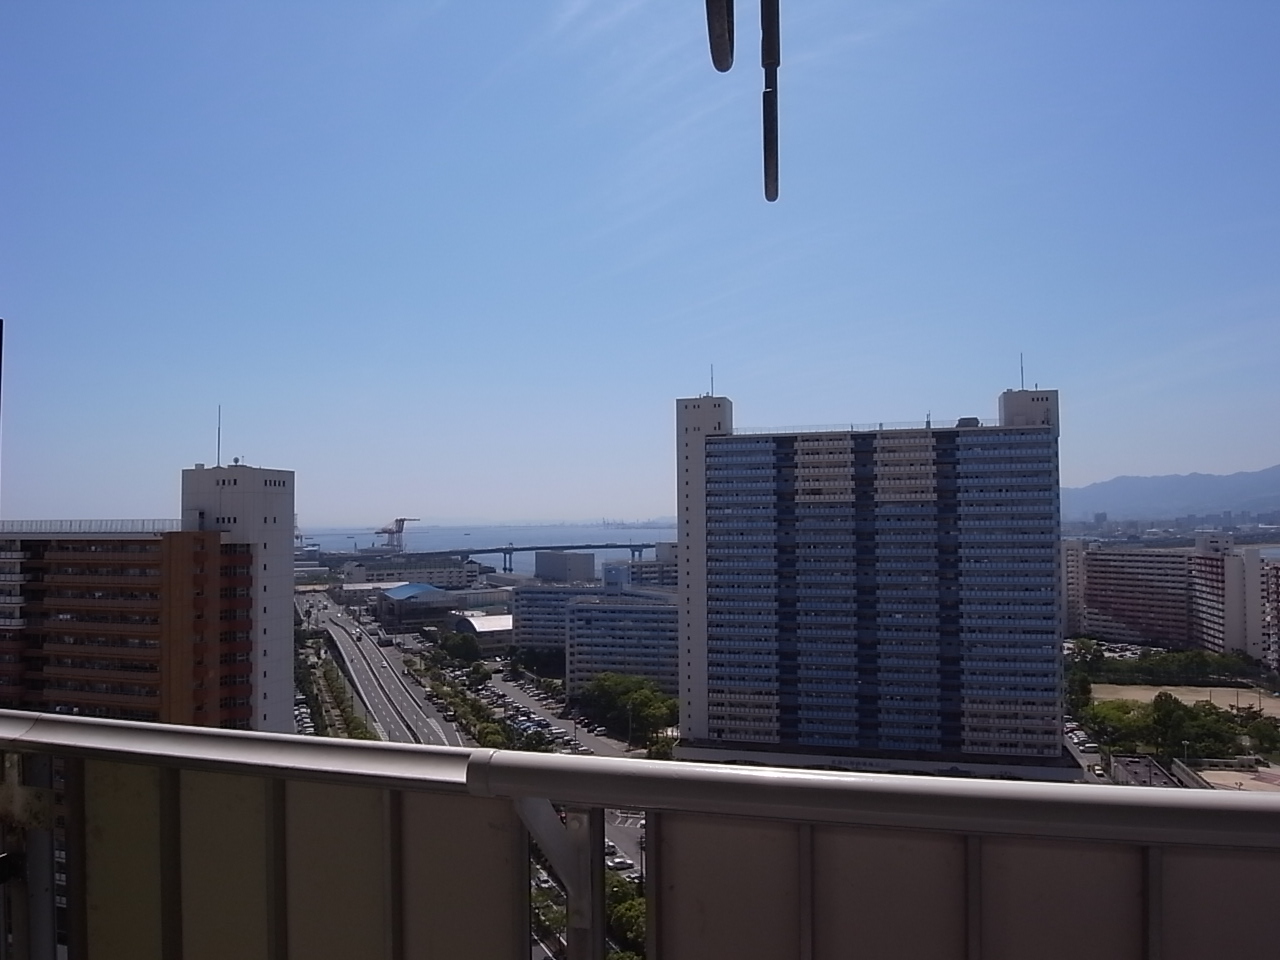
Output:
[382, 582, 453, 602]
[0, 518, 182, 535]
[456, 613, 513, 633]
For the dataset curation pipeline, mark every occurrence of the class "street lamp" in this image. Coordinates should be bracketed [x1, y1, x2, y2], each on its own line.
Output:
[1182, 740, 1190, 762]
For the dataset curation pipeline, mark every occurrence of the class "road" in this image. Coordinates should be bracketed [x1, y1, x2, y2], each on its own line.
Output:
[488, 672, 647, 871]
[1064, 734, 1106, 782]
[297, 593, 646, 873]
[297, 593, 464, 747]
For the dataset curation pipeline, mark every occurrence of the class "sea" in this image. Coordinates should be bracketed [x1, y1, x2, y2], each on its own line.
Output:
[301, 522, 677, 577]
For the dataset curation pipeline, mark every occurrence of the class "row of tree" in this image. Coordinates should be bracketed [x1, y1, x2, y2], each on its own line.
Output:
[1081, 691, 1280, 761]
[1072, 642, 1261, 686]
[411, 647, 559, 752]
[577, 673, 678, 749]
[292, 627, 328, 736]
[320, 660, 378, 740]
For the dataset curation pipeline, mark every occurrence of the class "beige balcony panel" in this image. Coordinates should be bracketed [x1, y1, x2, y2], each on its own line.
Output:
[980, 837, 1143, 960]
[180, 771, 274, 960]
[811, 825, 966, 960]
[84, 759, 166, 960]
[286, 780, 391, 960]
[1163, 847, 1280, 960]
[655, 812, 800, 960]
[402, 791, 527, 959]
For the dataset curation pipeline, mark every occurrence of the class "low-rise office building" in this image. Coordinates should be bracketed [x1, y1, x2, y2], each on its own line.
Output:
[534, 551, 596, 582]
[450, 612, 514, 654]
[514, 582, 680, 692]
[375, 582, 460, 632]
[566, 591, 678, 695]
[342, 555, 483, 589]
[512, 583, 608, 650]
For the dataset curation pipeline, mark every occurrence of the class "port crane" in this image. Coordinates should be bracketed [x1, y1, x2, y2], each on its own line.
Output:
[374, 517, 419, 553]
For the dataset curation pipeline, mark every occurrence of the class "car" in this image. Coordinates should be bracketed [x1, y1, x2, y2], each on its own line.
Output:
[607, 857, 635, 871]
[604, 840, 618, 855]
[380, 661, 389, 669]
[1080, 742, 1100, 754]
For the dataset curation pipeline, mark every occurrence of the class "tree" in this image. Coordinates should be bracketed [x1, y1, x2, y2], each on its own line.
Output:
[647, 736, 675, 760]
[474, 723, 510, 749]
[1065, 668, 1092, 716]
[609, 898, 645, 952]
[439, 630, 482, 663]
[1246, 717, 1280, 754]
[1148, 691, 1190, 758]
[510, 646, 567, 679]
[1081, 698, 1150, 754]
[579, 673, 679, 746]
[468, 661, 493, 688]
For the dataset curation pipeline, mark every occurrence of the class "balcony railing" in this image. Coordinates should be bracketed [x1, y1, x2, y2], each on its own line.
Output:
[0, 519, 183, 535]
[0, 709, 1279, 960]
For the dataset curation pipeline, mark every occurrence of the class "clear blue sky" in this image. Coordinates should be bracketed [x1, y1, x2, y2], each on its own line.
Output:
[3, 2, 1278, 525]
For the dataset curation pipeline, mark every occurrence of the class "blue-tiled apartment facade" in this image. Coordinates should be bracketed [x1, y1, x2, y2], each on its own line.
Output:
[681, 390, 1063, 766]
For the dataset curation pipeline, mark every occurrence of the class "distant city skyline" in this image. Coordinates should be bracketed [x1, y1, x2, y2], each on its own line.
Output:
[3, 3, 1279, 525]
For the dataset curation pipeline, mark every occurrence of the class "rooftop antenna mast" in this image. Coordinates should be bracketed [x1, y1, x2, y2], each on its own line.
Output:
[1020, 354, 1025, 390]
[216, 405, 222, 467]
[711, 363, 715, 396]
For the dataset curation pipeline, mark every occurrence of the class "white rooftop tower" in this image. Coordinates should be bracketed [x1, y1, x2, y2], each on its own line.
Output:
[182, 462, 295, 733]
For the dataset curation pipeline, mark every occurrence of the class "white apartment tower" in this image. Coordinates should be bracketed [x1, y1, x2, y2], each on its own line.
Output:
[182, 463, 295, 733]
[676, 397, 733, 741]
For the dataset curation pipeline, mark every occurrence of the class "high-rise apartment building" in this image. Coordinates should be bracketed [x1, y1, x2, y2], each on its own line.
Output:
[677, 390, 1067, 777]
[1064, 535, 1271, 665]
[182, 462, 295, 732]
[1073, 546, 1191, 647]
[0, 463, 295, 732]
[1265, 561, 1280, 668]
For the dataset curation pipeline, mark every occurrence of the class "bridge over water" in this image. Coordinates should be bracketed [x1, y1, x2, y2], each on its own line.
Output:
[395, 542, 658, 573]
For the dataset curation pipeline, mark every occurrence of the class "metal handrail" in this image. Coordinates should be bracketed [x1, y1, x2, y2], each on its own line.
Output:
[0, 711, 471, 792]
[732, 418, 1001, 435]
[0, 519, 183, 534]
[2, 709, 1278, 848]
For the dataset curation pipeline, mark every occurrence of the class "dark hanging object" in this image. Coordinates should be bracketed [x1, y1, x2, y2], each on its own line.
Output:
[761, 0, 779, 202]
[705, 0, 735, 72]
[705, 1, 780, 201]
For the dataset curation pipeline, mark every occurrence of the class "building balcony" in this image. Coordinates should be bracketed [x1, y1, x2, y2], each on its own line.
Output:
[42, 597, 161, 612]
[40, 666, 160, 684]
[41, 574, 161, 587]
[0, 710, 1278, 959]
[39, 620, 160, 635]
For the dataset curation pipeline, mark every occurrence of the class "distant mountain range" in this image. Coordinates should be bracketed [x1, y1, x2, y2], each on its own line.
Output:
[1061, 464, 1280, 522]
